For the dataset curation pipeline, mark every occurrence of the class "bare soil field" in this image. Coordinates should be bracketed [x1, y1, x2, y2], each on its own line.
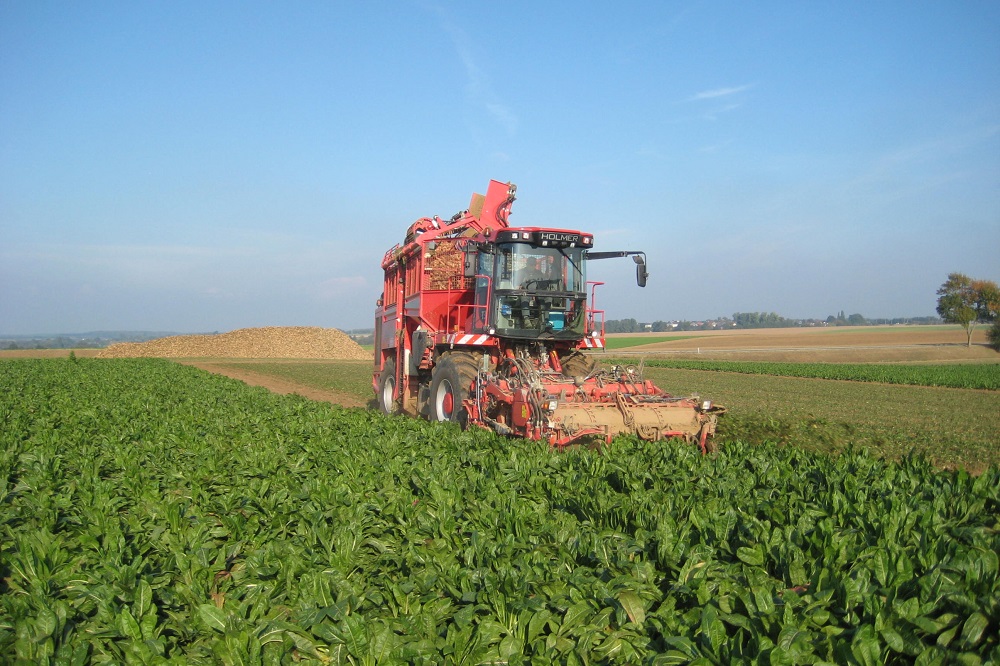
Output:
[606, 325, 998, 363]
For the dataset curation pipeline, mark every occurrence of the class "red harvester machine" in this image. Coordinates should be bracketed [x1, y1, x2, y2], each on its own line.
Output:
[373, 180, 724, 449]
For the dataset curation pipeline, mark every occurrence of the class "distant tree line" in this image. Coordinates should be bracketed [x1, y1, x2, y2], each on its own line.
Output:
[734, 312, 798, 328]
[1, 331, 180, 350]
[605, 318, 736, 333]
[3, 336, 105, 350]
[345, 328, 375, 346]
[603, 318, 712, 333]
[603, 312, 944, 333]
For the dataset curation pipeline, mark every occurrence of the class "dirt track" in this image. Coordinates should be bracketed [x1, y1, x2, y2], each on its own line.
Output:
[179, 361, 369, 408]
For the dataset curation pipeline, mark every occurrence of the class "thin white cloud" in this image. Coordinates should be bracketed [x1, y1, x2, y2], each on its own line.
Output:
[485, 102, 518, 135]
[686, 84, 755, 102]
[702, 102, 743, 121]
[433, 6, 518, 136]
[851, 123, 1000, 190]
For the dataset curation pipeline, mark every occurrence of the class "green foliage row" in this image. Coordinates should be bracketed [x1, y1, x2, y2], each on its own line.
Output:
[223, 358, 1000, 471]
[2, 359, 998, 664]
[642, 367, 1000, 474]
[637, 359, 1000, 390]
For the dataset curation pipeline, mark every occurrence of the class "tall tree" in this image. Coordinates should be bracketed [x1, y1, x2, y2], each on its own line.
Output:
[935, 273, 1000, 347]
[989, 319, 1000, 352]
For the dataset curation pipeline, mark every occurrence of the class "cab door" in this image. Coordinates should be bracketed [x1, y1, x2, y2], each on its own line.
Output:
[471, 248, 495, 332]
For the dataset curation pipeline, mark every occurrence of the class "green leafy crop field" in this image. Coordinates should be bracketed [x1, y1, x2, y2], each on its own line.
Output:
[227, 358, 1000, 473]
[642, 367, 1000, 474]
[2, 358, 998, 664]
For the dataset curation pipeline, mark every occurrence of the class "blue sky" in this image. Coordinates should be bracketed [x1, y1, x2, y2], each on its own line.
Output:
[2, 1, 998, 334]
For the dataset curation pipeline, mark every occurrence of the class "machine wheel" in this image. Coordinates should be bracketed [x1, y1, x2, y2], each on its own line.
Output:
[429, 352, 479, 424]
[559, 350, 599, 378]
[377, 358, 398, 415]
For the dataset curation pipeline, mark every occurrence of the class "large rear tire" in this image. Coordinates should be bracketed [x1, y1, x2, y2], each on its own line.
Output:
[377, 358, 397, 415]
[560, 350, 599, 378]
[429, 352, 479, 424]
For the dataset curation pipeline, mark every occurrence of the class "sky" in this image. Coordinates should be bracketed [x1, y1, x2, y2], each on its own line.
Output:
[2, 1, 998, 335]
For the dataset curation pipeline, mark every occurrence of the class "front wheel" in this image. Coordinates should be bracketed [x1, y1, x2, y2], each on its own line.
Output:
[428, 353, 478, 424]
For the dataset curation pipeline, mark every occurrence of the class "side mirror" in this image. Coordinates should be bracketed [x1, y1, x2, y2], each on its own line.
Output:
[464, 250, 477, 278]
[633, 254, 648, 288]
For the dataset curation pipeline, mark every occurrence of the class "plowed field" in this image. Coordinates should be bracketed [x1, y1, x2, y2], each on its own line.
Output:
[606, 325, 997, 363]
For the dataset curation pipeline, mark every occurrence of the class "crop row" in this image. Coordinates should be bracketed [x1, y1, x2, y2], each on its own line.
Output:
[636, 359, 1000, 390]
[217, 359, 1000, 472]
[2, 358, 998, 664]
[645, 366, 1000, 474]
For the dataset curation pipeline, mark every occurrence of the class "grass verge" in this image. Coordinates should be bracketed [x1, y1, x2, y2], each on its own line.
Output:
[212, 359, 372, 400]
[643, 367, 999, 474]
[628, 359, 1000, 390]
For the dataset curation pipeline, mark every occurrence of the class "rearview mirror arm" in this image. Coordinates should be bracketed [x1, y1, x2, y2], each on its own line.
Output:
[584, 250, 649, 288]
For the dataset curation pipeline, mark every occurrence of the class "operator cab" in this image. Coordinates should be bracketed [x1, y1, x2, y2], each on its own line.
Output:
[472, 228, 590, 340]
